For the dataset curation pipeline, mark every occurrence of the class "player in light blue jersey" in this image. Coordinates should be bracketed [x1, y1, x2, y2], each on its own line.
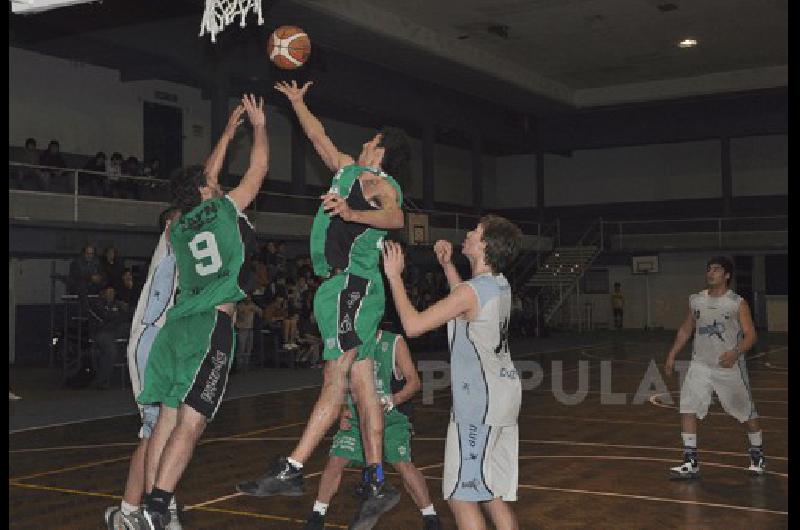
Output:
[383, 215, 523, 530]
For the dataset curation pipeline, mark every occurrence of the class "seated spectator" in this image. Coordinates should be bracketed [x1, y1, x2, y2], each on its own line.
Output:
[122, 156, 140, 176]
[13, 137, 41, 190]
[100, 246, 125, 290]
[120, 156, 141, 199]
[142, 157, 162, 178]
[86, 285, 130, 389]
[39, 140, 69, 192]
[140, 158, 165, 200]
[261, 294, 298, 350]
[106, 152, 124, 197]
[261, 241, 279, 280]
[67, 244, 102, 295]
[81, 152, 108, 196]
[116, 269, 141, 311]
[235, 294, 263, 369]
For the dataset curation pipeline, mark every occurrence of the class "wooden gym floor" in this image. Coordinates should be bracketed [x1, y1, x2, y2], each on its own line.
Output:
[9, 340, 788, 529]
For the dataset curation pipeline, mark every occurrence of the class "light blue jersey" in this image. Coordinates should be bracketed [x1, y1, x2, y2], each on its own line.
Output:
[448, 273, 521, 426]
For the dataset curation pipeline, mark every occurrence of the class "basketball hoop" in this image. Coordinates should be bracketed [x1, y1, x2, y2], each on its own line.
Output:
[199, 0, 264, 43]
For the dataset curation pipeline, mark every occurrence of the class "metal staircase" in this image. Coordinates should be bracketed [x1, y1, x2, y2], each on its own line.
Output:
[512, 218, 605, 327]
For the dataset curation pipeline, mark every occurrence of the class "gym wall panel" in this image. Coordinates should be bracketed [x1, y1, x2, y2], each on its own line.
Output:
[544, 141, 721, 206]
[731, 135, 788, 196]
[9, 47, 212, 166]
[492, 154, 537, 208]
[226, 101, 292, 183]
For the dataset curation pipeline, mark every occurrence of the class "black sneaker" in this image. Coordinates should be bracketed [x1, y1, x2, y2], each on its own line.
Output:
[235, 456, 306, 497]
[748, 447, 766, 475]
[304, 510, 326, 530]
[348, 481, 401, 530]
[141, 507, 170, 530]
[669, 451, 699, 480]
[422, 514, 442, 530]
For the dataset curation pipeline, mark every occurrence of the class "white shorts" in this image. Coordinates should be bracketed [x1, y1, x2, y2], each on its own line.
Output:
[443, 420, 518, 502]
[679, 359, 758, 423]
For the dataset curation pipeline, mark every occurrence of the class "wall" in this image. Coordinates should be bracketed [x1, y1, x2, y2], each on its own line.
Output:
[9, 47, 211, 165]
[544, 141, 722, 206]
[731, 135, 788, 196]
[492, 154, 537, 208]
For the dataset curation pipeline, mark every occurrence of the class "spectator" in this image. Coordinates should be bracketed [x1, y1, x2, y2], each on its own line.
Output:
[235, 294, 263, 369]
[39, 140, 68, 192]
[13, 138, 41, 190]
[611, 282, 625, 329]
[142, 158, 162, 178]
[261, 241, 279, 279]
[296, 256, 313, 280]
[67, 244, 102, 295]
[100, 246, 125, 291]
[86, 285, 130, 389]
[122, 156, 140, 176]
[106, 152, 124, 197]
[275, 241, 288, 272]
[116, 269, 140, 310]
[82, 152, 108, 196]
[140, 158, 165, 200]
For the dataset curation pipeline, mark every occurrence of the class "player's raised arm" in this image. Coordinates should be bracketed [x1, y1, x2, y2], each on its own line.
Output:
[382, 241, 477, 338]
[434, 240, 463, 290]
[228, 94, 269, 212]
[274, 80, 353, 172]
[203, 104, 246, 189]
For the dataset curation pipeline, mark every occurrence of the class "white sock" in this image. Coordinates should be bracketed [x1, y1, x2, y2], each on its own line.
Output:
[287, 457, 304, 470]
[681, 433, 697, 449]
[168, 496, 177, 510]
[748, 431, 763, 448]
[421, 505, 437, 516]
[120, 500, 138, 515]
[313, 501, 329, 515]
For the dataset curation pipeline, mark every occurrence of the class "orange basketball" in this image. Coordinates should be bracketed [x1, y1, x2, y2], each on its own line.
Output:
[267, 25, 311, 70]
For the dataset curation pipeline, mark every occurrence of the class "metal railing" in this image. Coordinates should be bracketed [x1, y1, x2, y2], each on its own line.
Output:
[9, 161, 547, 235]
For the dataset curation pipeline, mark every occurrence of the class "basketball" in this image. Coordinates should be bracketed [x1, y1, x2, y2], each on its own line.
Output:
[267, 25, 311, 70]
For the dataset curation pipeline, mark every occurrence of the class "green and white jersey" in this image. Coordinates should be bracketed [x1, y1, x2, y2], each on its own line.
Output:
[310, 164, 402, 280]
[167, 195, 255, 320]
[347, 330, 403, 418]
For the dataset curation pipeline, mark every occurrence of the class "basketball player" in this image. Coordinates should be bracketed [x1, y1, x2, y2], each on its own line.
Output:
[104, 104, 249, 530]
[237, 80, 410, 529]
[136, 94, 267, 530]
[304, 329, 441, 530]
[103, 206, 181, 530]
[665, 256, 765, 479]
[382, 215, 523, 530]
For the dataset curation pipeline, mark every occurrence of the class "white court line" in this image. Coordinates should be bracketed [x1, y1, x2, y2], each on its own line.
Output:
[8, 384, 322, 434]
[648, 393, 787, 419]
[581, 346, 789, 365]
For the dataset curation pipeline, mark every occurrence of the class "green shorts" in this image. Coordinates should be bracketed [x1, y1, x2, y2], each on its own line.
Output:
[314, 272, 385, 362]
[329, 410, 412, 465]
[136, 310, 235, 421]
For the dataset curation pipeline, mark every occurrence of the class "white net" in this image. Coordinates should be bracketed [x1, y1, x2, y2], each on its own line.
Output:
[199, 0, 264, 43]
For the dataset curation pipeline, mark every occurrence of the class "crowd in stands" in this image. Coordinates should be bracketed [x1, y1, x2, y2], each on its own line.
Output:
[11, 137, 166, 200]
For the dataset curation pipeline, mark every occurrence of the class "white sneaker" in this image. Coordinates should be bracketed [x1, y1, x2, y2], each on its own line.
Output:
[669, 459, 699, 480]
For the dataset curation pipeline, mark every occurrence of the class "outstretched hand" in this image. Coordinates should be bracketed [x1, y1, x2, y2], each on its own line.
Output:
[274, 80, 313, 103]
[241, 93, 266, 127]
[224, 104, 246, 138]
[320, 193, 354, 221]
[382, 240, 405, 278]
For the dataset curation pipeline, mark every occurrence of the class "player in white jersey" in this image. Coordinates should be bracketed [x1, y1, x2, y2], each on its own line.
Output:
[383, 215, 522, 530]
[664, 256, 764, 479]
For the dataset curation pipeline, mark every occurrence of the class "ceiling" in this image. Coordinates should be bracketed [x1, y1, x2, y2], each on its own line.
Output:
[9, 0, 788, 153]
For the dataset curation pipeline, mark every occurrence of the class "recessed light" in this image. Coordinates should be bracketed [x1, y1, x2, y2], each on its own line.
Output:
[678, 38, 698, 48]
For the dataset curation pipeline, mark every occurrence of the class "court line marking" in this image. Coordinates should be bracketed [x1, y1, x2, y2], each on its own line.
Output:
[581, 346, 788, 367]
[7, 480, 348, 528]
[9, 421, 306, 481]
[8, 385, 322, 435]
[185, 470, 325, 511]
[417, 462, 788, 515]
[648, 393, 786, 419]
[418, 455, 787, 478]
[415, 407, 788, 433]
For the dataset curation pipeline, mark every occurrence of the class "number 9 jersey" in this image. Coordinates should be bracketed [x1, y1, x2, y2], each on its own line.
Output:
[168, 195, 257, 320]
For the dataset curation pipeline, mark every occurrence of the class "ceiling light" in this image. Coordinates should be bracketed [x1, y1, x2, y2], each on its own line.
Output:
[678, 38, 697, 49]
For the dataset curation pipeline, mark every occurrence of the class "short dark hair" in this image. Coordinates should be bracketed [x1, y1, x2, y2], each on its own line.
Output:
[480, 215, 522, 273]
[158, 206, 182, 232]
[707, 255, 734, 285]
[170, 165, 207, 213]
[377, 127, 412, 185]
[25, 138, 36, 149]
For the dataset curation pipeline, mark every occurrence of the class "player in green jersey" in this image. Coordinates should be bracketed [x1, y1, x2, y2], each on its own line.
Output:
[236, 80, 410, 530]
[137, 94, 268, 530]
[304, 330, 441, 530]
